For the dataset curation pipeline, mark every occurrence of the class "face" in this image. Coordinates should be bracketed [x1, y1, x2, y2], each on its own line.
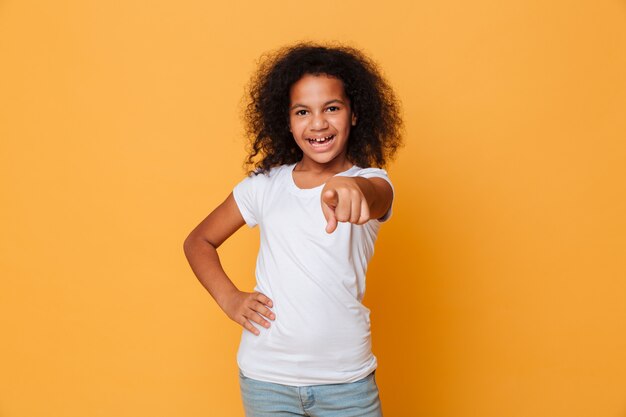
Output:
[288, 73, 357, 169]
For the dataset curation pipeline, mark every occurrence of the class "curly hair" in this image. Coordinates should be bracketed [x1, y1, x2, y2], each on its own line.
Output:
[241, 41, 404, 175]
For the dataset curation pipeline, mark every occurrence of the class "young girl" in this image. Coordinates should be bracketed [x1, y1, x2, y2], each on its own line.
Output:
[184, 42, 403, 417]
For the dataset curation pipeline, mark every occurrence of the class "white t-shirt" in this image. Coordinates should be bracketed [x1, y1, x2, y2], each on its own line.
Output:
[232, 162, 394, 386]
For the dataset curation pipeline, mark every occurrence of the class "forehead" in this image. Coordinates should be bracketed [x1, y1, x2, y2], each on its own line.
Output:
[289, 74, 347, 102]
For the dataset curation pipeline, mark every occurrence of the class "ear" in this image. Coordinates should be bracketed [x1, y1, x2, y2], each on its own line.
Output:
[351, 112, 357, 126]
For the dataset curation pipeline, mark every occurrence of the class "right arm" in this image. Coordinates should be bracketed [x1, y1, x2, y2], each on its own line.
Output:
[182, 192, 275, 335]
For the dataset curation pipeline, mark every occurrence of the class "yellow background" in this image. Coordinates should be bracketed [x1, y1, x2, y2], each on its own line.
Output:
[1, 0, 625, 416]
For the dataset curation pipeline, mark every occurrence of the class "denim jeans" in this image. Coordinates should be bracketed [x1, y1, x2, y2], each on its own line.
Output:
[238, 368, 383, 417]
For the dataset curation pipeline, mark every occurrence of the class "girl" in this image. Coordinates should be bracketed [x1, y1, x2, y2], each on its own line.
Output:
[184, 42, 403, 417]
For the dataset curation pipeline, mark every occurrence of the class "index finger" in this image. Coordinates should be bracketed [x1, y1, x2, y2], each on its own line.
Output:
[322, 189, 338, 208]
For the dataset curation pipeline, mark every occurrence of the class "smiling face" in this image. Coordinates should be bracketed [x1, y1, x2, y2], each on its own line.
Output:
[288, 73, 357, 170]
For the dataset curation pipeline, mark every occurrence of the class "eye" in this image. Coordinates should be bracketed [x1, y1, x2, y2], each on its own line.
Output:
[295, 109, 308, 116]
[326, 106, 340, 112]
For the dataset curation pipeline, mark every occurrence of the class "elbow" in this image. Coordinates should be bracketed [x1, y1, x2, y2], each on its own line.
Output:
[183, 234, 198, 255]
[183, 233, 217, 255]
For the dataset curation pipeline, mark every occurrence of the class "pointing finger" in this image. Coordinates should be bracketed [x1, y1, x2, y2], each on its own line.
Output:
[322, 189, 338, 208]
[325, 210, 338, 234]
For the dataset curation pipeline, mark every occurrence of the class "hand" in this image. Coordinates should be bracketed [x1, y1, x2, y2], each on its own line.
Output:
[222, 290, 275, 336]
[321, 177, 371, 234]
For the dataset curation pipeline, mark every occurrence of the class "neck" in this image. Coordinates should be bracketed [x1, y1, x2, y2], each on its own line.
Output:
[295, 156, 353, 174]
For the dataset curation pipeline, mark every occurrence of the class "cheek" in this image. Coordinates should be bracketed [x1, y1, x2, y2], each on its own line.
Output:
[289, 120, 306, 137]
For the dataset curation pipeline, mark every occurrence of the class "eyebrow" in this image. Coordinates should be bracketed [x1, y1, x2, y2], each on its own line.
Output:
[289, 99, 347, 110]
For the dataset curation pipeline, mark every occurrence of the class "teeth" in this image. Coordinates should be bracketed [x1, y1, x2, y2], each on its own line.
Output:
[308, 135, 334, 142]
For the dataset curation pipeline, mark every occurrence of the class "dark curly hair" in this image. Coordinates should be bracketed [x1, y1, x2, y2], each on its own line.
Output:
[241, 41, 404, 175]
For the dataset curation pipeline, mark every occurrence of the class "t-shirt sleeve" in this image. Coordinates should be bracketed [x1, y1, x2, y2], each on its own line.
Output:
[232, 173, 263, 228]
[355, 167, 395, 222]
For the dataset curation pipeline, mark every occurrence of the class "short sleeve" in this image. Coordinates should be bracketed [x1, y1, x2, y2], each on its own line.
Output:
[354, 167, 395, 222]
[232, 173, 264, 228]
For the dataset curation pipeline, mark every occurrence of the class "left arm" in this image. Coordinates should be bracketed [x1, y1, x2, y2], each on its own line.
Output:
[321, 176, 393, 234]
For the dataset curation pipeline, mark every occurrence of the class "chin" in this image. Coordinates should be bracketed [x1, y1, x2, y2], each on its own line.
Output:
[302, 152, 339, 164]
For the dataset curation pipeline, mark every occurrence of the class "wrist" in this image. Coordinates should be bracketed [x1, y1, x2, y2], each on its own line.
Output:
[216, 286, 240, 312]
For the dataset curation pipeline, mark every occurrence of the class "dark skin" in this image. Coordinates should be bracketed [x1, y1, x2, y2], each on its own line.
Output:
[288, 73, 393, 232]
[184, 73, 393, 336]
[183, 177, 392, 336]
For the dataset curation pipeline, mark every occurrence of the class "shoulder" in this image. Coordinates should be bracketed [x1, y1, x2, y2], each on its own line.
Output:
[348, 166, 393, 187]
[232, 165, 292, 227]
[234, 164, 291, 191]
[351, 166, 391, 177]
[242, 163, 290, 180]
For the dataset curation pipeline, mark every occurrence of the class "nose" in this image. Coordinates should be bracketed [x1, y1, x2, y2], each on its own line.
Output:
[310, 112, 329, 130]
